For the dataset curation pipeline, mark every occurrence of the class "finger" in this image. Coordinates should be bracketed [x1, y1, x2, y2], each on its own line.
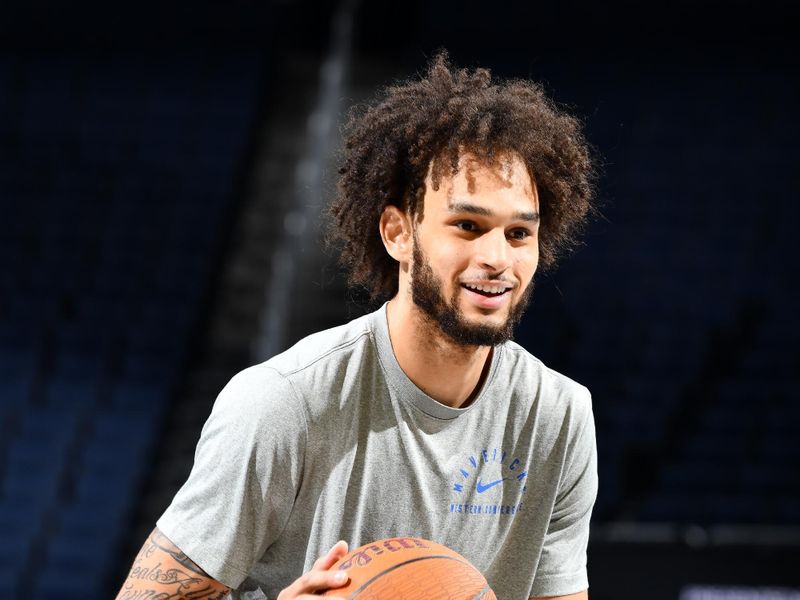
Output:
[288, 568, 350, 595]
[314, 540, 349, 571]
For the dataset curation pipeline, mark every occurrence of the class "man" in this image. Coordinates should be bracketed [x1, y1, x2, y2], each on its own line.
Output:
[116, 53, 597, 600]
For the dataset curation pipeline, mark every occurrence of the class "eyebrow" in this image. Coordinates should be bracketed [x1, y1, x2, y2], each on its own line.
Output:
[448, 201, 540, 223]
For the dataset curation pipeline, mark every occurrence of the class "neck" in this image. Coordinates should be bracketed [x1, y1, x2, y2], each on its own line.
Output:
[386, 296, 493, 409]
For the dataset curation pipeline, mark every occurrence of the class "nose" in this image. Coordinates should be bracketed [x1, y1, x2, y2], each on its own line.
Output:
[475, 228, 512, 273]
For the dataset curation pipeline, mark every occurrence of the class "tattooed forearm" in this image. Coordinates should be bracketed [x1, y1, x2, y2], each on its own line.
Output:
[115, 528, 231, 600]
[150, 530, 214, 578]
[117, 587, 230, 600]
[129, 562, 200, 586]
[117, 584, 229, 600]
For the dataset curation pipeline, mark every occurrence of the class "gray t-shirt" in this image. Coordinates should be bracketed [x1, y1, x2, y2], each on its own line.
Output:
[158, 305, 597, 599]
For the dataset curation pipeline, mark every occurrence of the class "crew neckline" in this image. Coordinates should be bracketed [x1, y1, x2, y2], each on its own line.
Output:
[371, 302, 503, 420]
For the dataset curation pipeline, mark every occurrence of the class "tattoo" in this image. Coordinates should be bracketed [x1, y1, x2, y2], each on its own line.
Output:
[150, 530, 215, 579]
[118, 529, 231, 600]
[117, 584, 230, 600]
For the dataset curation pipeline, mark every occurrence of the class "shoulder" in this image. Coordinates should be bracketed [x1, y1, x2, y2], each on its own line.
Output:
[262, 311, 376, 377]
[209, 312, 380, 429]
[500, 340, 593, 423]
[206, 364, 305, 433]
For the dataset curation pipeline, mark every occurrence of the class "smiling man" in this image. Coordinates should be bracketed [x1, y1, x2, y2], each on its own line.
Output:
[116, 53, 597, 600]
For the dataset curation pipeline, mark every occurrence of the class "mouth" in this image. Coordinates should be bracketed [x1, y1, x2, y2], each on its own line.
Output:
[460, 282, 514, 311]
[460, 282, 513, 298]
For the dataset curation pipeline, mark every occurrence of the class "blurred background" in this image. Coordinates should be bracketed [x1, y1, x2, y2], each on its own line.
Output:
[0, 0, 798, 598]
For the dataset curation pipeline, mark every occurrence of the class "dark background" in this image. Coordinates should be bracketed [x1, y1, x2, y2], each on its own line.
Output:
[0, 1, 798, 598]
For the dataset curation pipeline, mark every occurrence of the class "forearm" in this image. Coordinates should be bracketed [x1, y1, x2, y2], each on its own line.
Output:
[115, 528, 231, 600]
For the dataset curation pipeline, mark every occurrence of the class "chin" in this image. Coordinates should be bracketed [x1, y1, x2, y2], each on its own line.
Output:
[462, 314, 513, 337]
[462, 302, 514, 321]
[463, 311, 506, 325]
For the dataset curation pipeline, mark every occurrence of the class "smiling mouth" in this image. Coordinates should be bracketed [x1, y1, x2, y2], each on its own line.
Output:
[461, 283, 511, 298]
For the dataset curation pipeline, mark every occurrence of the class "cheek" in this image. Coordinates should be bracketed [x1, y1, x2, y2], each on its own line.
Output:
[431, 241, 471, 273]
[516, 255, 539, 289]
[514, 247, 539, 278]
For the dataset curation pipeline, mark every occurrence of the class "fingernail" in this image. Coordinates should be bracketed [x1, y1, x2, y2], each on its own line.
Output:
[334, 571, 347, 582]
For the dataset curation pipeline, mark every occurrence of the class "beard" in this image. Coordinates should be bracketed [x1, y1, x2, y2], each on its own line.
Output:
[410, 238, 533, 347]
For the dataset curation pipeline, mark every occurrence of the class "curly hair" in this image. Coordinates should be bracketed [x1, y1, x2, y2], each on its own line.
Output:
[328, 51, 596, 302]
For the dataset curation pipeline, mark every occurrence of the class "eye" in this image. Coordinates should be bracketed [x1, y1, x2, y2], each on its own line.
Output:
[507, 228, 531, 241]
[455, 221, 480, 233]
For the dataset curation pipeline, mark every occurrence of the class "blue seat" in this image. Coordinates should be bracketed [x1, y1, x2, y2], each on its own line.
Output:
[6, 433, 69, 467]
[43, 529, 118, 572]
[0, 565, 20, 599]
[43, 376, 101, 410]
[0, 529, 34, 570]
[52, 349, 109, 381]
[55, 321, 116, 353]
[0, 498, 46, 549]
[75, 296, 129, 329]
[80, 437, 150, 487]
[120, 352, 179, 385]
[0, 375, 34, 408]
[72, 472, 137, 518]
[109, 381, 170, 414]
[2, 465, 62, 506]
[33, 563, 109, 600]
[0, 346, 40, 379]
[55, 501, 126, 547]
[7, 294, 60, 325]
[16, 406, 80, 449]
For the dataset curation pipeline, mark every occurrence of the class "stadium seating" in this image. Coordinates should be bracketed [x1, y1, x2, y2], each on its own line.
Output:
[0, 52, 261, 598]
[516, 62, 799, 527]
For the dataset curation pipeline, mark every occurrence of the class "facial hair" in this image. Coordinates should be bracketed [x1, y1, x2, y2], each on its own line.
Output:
[410, 238, 533, 347]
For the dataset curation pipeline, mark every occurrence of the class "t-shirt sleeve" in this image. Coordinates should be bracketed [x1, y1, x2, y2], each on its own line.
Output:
[156, 365, 307, 589]
[529, 387, 598, 598]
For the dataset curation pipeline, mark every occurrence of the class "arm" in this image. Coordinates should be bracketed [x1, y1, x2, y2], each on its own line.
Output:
[115, 527, 352, 600]
[115, 527, 231, 600]
[531, 592, 588, 600]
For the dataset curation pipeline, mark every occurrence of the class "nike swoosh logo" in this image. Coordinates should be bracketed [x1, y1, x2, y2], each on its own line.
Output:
[476, 478, 506, 493]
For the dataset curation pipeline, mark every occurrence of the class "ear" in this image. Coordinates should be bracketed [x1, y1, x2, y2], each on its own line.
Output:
[379, 204, 412, 263]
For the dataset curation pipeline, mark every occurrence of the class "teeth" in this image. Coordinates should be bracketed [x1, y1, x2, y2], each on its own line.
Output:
[465, 283, 507, 294]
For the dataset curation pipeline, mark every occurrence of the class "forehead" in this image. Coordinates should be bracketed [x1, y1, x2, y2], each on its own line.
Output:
[423, 151, 538, 211]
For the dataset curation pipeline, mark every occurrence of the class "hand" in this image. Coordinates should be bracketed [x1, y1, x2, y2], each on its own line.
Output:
[277, 540, 350, 599]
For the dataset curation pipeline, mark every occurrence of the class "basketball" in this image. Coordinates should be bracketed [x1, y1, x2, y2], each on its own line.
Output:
[321, 536, 497, 599]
